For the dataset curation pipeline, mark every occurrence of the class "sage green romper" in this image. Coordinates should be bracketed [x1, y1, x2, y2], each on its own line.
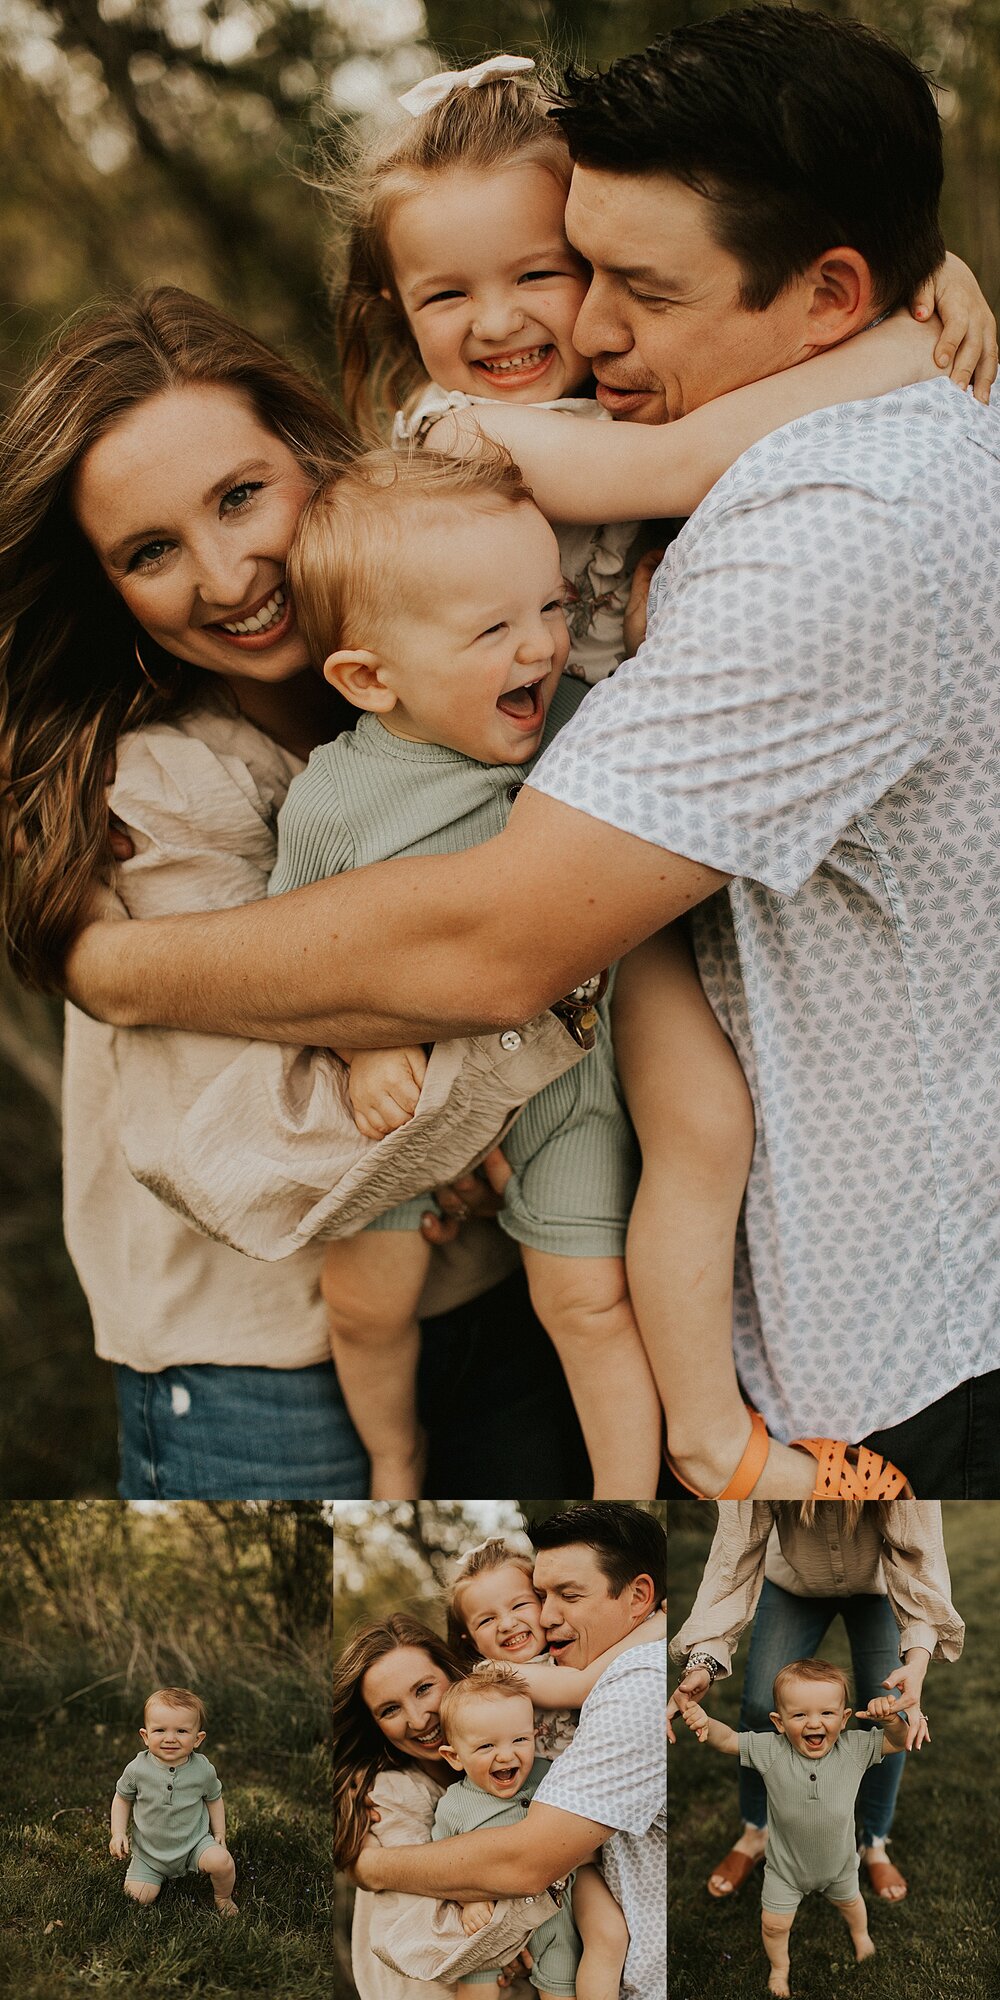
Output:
[739, 1728, 885, 1912]
[116, 1749, 221, 1887]
[432, 1757, 581, 1996]
[269, 678, 638, 1258]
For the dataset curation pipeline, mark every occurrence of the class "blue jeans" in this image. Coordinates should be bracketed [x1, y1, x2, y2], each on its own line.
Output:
[737, 1580, 905, 1845]
[116, 1270, 592, 1499]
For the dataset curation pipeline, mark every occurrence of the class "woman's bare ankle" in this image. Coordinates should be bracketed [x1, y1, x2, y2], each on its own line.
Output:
[368, 1428, 426, 1500]
[734, 1825, 768, 1859]
[667, 1417, 815, 1499]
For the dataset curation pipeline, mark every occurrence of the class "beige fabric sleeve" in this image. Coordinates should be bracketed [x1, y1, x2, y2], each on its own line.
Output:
[668, 1502, 777, 1677]
[877, 1502, 966, 1662]
[108, 721, 585, 1262]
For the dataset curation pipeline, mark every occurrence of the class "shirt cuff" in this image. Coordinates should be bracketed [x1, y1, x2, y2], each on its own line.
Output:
[897, 1623, 937, 1662]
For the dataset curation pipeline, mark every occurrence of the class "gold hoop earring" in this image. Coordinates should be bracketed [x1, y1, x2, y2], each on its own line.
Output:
[134, 636, 181, 693]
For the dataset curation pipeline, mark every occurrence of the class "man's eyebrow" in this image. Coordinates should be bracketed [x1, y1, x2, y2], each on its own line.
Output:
[604, 262, 681, 287]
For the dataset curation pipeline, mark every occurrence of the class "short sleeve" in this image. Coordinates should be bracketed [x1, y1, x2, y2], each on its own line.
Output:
[201, 1759, 223, 1802]
[115, 1762, 138, 1799]
[530, 480, 943, 895]
[857, 1730, 884, 1772]
[535, 1650, 664, 1836]
[738, 1731, 777, 1773]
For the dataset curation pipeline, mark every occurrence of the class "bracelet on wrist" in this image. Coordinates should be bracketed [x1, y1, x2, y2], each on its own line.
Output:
[685, 1650, 722, 1683]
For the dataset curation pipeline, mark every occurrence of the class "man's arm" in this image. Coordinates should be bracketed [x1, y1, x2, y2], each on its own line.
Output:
[354, 1800, 613, 1901]
[65, 793, 726, 1042]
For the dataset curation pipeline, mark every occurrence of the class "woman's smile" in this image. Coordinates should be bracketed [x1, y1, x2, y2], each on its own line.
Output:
[210, 581, 295, 649]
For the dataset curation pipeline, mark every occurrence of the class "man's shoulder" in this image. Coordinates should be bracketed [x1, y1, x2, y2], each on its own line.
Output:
[581, 1639, 667, 1705]
[703, 378, 990, 519]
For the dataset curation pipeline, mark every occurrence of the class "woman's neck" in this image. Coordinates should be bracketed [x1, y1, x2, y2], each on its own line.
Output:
[223, 666, 353, 761]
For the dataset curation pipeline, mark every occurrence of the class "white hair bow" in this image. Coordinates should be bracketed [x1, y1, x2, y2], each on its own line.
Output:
[398, 54, 536, 120]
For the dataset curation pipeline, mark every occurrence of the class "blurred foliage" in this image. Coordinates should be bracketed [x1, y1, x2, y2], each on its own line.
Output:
[333, 1498, 667, 1653]
[0, 1500, 332, 1735]
[1, 0, 998, 1497]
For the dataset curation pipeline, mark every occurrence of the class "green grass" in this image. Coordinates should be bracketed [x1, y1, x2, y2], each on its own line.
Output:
[0, 1725, 332, 1998]
[668, 1502, 1000, 2000]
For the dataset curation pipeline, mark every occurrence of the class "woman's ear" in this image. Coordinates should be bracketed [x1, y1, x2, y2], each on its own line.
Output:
[323, 648, 397, 714]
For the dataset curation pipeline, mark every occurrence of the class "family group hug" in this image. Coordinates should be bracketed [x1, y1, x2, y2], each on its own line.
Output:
[667, 1499, 964, 1996]
[333, 1503, 667, 2000]
[2, 6, 999, 1500]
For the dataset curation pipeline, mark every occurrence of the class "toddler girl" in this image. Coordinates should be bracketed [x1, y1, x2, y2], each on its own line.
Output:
[444, 1536, 667, 2000]
[320, 56, 920, 1502]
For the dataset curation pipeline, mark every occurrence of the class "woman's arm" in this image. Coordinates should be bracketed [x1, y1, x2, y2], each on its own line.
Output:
[519, 1611, 667, 1709]
[878, 1502, 966, 1664]
[428, 306, 990, 526]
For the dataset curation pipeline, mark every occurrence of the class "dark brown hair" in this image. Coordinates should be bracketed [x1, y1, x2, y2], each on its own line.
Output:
[332, 1614, 464, 1870]
[0, 286, 348, 990]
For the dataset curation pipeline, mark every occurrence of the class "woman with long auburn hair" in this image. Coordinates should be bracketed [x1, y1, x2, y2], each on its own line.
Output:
[0, 286, 593, 1500]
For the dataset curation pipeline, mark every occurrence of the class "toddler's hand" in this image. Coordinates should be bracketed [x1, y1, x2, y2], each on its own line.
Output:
[109, 1833, 130, 1859]
[682, 1700, 710, 1743]
[855, 1695, 905, 1722]
[346, 1046, 428, 1139]
[461, 1899, 496, 1936]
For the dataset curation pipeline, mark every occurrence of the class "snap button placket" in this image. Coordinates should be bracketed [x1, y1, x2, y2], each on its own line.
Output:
[500, 1030, 522, 1052]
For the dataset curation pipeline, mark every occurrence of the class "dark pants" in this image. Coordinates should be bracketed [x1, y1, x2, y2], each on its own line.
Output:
[862, 1365, 1000, 1497]
[117, 1268, 591, 1499]
[660, 1367, 1000, 1499]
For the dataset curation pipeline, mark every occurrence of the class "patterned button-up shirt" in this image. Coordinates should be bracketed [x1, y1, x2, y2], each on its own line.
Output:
[535, 1642, 667, 2000]
[531, 379, 1000, 1444]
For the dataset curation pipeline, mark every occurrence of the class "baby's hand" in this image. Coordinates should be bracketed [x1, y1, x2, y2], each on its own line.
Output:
[681, 1700, 711, 1743]
[345, 1046, 428, 1139]
[855, 1695, 905, 1722]
[461, 1899, 496, 1936]
[109, 1833, 130, 1860]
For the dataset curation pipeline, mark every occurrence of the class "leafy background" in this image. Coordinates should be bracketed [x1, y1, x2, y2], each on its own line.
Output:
[2, 0, 999, 1495]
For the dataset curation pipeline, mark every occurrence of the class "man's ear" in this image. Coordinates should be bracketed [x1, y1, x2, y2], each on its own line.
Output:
[801, 246, 876, 349]
[438, 1742, 465, 1773]
[628, 1572, 658, 1621]
[323, 648, 397, 714]
[769, 1710, 786, 1735]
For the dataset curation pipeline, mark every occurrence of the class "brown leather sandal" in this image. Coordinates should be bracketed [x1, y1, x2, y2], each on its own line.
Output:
[862, 1853, 908, 1901]
[707, 1846, 764, 1899]
[665, 1407, 772, 1500]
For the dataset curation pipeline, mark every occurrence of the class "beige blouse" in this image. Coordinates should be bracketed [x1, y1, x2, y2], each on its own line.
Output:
[669, 1501, 965, 1675]
[63, 707, 545, 1370]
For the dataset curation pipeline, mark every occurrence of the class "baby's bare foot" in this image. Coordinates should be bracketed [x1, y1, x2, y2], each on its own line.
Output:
[214, 1895, 238, 1917]
[854, 1934, 876, 1964]
[767, 1972, 790, 1998]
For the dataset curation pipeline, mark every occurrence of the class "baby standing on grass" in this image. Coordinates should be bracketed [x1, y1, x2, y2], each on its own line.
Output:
[680, 1660, 915, 1996]
[311, 52, 928, 1504]
[110, 1687, 237, 1916]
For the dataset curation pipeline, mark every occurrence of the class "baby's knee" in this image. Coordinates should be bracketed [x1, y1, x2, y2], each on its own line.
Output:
[761, 1910, 794, 1940]
[124, 1880, 160, 1904]
[322, 1236, 426, 1342]
[197, 1844, 230, 1876]
[523, 1251, 628, 1333]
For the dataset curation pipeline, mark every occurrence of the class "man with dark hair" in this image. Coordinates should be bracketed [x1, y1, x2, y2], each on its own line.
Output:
[78, 8, 1000, 1497]
[354, 1504, 666, 1999]
[531, 1501, 668, 1604]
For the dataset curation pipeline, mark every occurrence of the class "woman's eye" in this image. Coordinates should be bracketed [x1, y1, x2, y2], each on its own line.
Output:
[221, 480, 263, 514]
[127, 540, 171, 573]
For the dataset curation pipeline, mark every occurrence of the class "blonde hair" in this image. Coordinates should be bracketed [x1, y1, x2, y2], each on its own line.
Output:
[438, 1661, 533, 1744]
[0, 287, 348, 991]
[144, 1685, 207, 1731]
[289, 441, 534, 666]
[772, 1658, 851, 1713]
[322, 65, 572, 434]
[445, 1537, 538, 1664]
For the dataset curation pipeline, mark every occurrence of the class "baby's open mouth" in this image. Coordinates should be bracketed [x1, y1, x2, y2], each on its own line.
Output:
[803, 1732, 826, 1749]
[490, 1765, 520, 1785]
[496, 679, 544, 726]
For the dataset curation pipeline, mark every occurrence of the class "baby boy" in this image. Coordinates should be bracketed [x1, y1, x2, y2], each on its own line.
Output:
[682, 1658, 912, 1996]
[110, 1685, 237, 1916]
[435, 1663, 581, 2000]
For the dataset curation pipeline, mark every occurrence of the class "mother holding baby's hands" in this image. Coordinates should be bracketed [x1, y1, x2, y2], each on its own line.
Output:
[667, 1501, 964, 1907]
